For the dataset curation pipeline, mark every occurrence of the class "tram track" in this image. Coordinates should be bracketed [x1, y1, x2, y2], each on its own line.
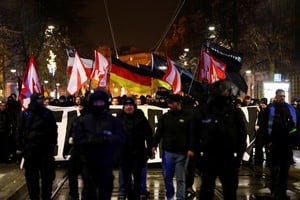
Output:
[7, 165, 300, 200]
[51, 172, 68, 200]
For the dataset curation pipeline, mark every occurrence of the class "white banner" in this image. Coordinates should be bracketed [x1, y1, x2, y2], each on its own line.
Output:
[47, 105, 169, 163]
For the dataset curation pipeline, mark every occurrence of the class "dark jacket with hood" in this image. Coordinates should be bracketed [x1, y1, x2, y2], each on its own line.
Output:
[72, 91, 125, 167]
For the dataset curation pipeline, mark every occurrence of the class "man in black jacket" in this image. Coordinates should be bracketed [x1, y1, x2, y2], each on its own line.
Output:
[261, 89, 299, 200]
[195, 80, 247, 200]
[17, 93, 58, 200]
[152, 94, 196, 200]
[117, 97, 153, 200]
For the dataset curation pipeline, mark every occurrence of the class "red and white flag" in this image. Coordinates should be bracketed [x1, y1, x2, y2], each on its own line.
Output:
[163, 56, 181, 94]
[90, 50, 110, 87]
[199, 50, 226, 84]
[19, 54, 42, 109]
[67, 51, 88, 95]
[67, 49, 93, 77]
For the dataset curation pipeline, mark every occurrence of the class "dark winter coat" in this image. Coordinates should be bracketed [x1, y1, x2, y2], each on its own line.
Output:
[261, 102, 300, 165]
[72, 112, 125, 166]
[195, 96, 247, 168]
[117, 109, 153, 164]
[17, 104, 58, 158]
[153, 108, 196, 154]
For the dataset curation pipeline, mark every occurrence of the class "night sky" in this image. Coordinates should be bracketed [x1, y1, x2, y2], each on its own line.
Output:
[75, 0, 182, 51]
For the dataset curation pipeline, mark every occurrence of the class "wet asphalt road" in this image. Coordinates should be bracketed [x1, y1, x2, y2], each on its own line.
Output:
[2, 150, 300, 199]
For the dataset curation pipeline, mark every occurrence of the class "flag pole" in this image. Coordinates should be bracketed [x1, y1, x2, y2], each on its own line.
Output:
[104, 0, 119, 58]
[107, 56, 112, 93]
[187, 62, 199, 96]
[152, 0, 186, 51]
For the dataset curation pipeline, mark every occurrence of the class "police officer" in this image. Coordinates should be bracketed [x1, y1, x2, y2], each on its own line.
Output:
[195, 80, 247, 200]
[72, 88, 125, 200]
[17, 93, 58, 200]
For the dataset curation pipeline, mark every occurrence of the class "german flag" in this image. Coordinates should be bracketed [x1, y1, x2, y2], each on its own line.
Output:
[110, 56, 152, 93]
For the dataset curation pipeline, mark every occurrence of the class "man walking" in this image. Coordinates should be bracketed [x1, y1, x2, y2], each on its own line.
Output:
[152, 94, 196, 200]
[117, 97, 153, 200]
[17, 93, 58, 200]
[261, 89, 299, 200]
[195, 80, 247, 200]
[72, 88, 125, 200]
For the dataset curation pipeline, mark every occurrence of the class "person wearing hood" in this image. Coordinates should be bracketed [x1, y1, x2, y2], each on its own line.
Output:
[72, 88, 125, 200]
[117, 97, 153, 200]
[152, 94, 196, 200]
[194, 80, 247, 200]
[16, 93, 58, 200]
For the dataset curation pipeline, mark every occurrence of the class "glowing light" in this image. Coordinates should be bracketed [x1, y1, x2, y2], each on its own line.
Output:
[208, 26, 215, 31]
[47, 50, 57, 76]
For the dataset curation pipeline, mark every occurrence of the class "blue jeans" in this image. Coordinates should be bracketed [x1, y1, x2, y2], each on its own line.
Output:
[162, 151, 186, 200]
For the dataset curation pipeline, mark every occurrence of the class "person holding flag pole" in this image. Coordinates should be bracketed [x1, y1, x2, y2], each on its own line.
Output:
[16, 54, 58, 200]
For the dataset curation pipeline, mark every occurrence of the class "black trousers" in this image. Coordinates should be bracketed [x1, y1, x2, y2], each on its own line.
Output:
[24, 155, 55, 200]
[269, 161, 290, 198]
[254, 130, 265, 165]
[68, 148, 81, 199]
[81, 164, 114, 200]
[0, 134, 9, 162]
[120, 157, 145, 199]
[186, 157, 196, 189]
[198, 161, 239, 200]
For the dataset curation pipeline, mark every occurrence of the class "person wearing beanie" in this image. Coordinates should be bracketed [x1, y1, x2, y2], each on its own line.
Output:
[117, 97, 153, 200]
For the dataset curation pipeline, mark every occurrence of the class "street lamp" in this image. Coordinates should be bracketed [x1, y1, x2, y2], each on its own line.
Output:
[208, 25, 216, 40]
[43, 80, 49, 96]
[208, 25, 215, 31]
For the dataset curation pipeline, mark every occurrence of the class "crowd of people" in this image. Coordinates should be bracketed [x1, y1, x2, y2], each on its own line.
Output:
[1, 80, 300, 200]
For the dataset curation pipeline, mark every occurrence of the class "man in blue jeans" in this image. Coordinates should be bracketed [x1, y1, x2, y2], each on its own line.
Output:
[152, 94, 196, 200]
